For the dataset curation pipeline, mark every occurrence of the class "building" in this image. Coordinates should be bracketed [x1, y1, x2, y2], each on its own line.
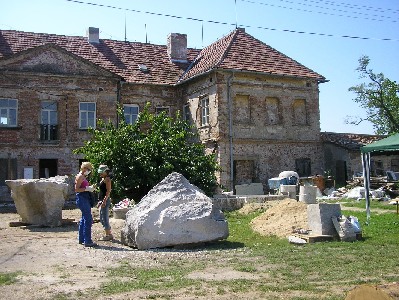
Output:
[0, 27, 327, 198]
[322, 132, 399, 186]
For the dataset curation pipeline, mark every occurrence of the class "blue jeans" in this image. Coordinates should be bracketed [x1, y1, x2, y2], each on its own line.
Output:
[76, 192, 93, 244]
[100, 197, 111, 231]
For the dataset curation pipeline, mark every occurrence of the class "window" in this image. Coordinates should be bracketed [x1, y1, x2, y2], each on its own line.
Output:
[0, 99, 17, 127]
[40, 101, 58, 140]
[292, 99, 307, 125]
[123, 104, 139, 124]
[79, 102, 96, 129]
[234, 95, 250, 124]
[295, 158, 311, 177]
[156, 106, 170, 116]
[265, 97, 280, 125]
[0, 158, 17, 186]
[183, 104, 191, 123]
[200, 97, 209, 126]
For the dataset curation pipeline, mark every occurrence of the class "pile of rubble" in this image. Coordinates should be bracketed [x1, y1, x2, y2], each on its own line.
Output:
[320, 185, 398, 202]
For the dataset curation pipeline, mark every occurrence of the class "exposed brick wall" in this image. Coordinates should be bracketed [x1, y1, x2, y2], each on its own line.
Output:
[1, 50, 325, 196]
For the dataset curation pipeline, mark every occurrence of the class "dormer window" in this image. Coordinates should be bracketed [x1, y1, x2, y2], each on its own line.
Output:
[138, 64, 149, 73]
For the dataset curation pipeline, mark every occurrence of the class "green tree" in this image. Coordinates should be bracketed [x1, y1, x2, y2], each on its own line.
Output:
[74, 104, 219, 202]
[347, 55, 399, 135]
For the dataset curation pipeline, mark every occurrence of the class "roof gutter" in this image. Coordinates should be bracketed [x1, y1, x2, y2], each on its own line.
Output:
[176, 67, 328, 85]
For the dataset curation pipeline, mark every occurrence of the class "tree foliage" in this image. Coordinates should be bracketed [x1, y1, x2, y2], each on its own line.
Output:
[74, 104, 219, 201]
[347, 55, 399, 135]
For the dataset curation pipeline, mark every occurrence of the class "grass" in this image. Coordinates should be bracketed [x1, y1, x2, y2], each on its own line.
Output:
[91, 203, 399, 299]
[0, 271, 20, 285]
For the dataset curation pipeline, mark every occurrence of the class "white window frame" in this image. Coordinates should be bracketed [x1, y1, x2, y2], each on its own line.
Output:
[79, 102, 96, 129]
[201, 97, 209, 126]
[41, 101, 58, 125]
[123, 104, 139, 124]
[0, 98, 18, 127]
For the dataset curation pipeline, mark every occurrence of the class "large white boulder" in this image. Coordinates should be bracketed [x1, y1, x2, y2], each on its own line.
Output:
[5, 176, 69, 227]
[121, 172, 229, 249]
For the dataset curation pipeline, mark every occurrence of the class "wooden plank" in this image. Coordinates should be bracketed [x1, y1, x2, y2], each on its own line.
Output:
[293, 234, 335, 243]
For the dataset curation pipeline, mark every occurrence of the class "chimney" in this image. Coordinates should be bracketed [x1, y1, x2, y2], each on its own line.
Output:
[167, 33, 187, 63]
[87, 27, 99, 44]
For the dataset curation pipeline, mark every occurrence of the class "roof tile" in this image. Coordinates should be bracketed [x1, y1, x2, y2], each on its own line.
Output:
[0, 28, 326, 85]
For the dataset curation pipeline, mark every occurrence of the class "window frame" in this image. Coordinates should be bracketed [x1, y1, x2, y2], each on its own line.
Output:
[0, 98, 18, 127]
[79, 102, 96, 129]
[200, 97, 210, 126]
[123, 104, 139, 125]
[155, 106, 170, 117]
[183, 103, 191, 123]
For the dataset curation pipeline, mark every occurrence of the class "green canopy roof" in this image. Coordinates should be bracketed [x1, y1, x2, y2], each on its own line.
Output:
[361, 133, 399, 154]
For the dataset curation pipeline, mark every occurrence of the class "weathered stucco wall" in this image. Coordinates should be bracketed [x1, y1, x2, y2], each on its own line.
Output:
[181, 71, 324, 192]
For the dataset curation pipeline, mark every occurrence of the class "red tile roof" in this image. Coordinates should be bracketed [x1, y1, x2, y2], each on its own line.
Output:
[321, 132, 384, 151]
[0, 28, 326, 85]
[179, 29, 326, 83]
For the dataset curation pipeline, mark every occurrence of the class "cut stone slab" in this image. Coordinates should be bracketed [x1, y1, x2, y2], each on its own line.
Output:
[121, 172, 229, 250]
[5, 176, 69, 227]
[307, 203, 341, 236]
[235, 183, 264, 195]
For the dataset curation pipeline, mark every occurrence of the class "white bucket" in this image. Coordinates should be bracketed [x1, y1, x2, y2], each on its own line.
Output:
[299, 185, 317, 204]
[279, 185, 297, 199]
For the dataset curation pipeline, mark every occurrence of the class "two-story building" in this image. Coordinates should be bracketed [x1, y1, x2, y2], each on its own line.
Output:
[0, 27, 327, 198]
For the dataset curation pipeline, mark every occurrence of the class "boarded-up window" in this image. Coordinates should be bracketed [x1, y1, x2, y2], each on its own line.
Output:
[234, 95, 250, 124]
[234, 160, 254, 185]
[292, 99, 307, 125]
[265, 97, 280, 125]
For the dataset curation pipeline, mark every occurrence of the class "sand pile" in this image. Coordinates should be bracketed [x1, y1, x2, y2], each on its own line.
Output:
[250, 199, 308, 238]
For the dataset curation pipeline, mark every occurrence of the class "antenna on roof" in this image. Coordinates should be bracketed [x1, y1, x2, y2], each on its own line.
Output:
[124, 14, 127, 42]
[201, 22, 204, 48]
[234, 0, 238, 29]
[145, 24, 148, 43]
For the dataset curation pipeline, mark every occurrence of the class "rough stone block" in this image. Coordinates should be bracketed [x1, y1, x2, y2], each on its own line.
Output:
[307, 203, 341, 236]
[121, 172, 229, 249]
[5, 176, 69, 227]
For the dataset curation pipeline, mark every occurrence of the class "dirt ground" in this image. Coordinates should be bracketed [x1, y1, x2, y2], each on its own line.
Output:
[0, 201, 398, 300]
[1, 203, 272, 300]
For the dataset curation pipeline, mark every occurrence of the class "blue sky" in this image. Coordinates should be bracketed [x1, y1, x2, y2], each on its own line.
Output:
[2, 0, 398, 134]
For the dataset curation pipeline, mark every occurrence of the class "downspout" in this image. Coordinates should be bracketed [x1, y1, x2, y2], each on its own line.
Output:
[116, 80, 123, 126]
[227, 73, 234, 191]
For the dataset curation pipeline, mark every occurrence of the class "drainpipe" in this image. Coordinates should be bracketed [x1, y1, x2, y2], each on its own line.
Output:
[116, 80, 123, 126]
[227, 73, 234, 191]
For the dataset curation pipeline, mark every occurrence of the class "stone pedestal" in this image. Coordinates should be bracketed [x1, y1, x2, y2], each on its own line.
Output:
[307, 203, 341, 236]
[280, 185, 297, 199]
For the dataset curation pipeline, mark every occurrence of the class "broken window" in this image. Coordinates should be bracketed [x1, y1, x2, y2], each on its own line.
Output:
[123, 104, 139, 124]
[265, 97, 280, 125]
[292, 99, 307, 125]
[0, 98, 17, 127]
[79, 102, 96, 129]
[234, 94, 250, 124]
[40, 101, 58, 141]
